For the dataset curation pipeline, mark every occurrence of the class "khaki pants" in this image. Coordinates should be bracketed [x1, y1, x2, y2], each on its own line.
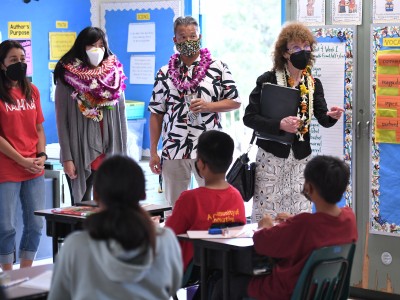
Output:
[162, 159, 205, 207]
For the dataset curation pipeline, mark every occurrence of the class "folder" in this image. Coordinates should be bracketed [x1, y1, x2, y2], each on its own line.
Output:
[256, 82, 300, 145]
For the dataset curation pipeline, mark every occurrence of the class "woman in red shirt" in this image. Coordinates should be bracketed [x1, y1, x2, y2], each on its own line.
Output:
[0, 40, 46, 271]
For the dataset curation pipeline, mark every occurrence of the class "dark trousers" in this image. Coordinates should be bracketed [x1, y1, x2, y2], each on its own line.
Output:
[210, 273, 252, 300]
[66, 171, 95, 205]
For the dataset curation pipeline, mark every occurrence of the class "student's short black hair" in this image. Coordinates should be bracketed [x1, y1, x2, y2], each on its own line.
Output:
[304, 155, 350, 204]
[197, 130, 234, 174]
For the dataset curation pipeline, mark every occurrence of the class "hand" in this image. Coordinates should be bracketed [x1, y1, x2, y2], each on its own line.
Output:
[258, 214, 274, 229]
[35, 156, 46, 168]
[22, 157, 44, 174]
[280, 116, 300, 133]
[64, 160, 77, 179]
[151, 216, 161, 226]
[149, 154, 161, 174]
[275, 212, 292, 223]
[326, 106, 345, 119]
[189, 98, 209, 113]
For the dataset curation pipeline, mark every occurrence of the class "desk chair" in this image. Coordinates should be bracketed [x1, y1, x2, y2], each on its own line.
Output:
[291, 243, 356, 300]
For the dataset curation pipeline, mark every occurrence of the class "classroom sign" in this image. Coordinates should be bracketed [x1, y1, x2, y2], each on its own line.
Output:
[375, 49, 400, 143]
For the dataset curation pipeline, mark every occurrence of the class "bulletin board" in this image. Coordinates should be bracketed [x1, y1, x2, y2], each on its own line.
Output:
[371, 24, 400, 236]
[100, 1, 182, 153]
[0, 0, 91, 144]
[310, 26, 356, 208]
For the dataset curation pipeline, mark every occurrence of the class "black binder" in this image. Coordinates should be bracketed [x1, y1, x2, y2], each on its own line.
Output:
[256, 82, 300, 145]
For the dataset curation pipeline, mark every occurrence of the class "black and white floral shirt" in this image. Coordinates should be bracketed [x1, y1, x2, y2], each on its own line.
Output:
[148, 53, 240, 160]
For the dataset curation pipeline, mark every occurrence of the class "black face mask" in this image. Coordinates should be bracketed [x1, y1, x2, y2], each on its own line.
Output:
[289, 50, 311, 70]
[5, 62, 27, 81]
[301, 185, 312, 201]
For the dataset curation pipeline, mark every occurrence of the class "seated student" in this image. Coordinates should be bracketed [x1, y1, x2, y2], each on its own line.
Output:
[165, 130, 247, 271]
[48, 155, 183, 300]
[211, 155, 358, 300]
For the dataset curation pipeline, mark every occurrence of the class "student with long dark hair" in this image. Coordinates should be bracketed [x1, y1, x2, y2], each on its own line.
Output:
[54, 26, 127, 205]
[48, 155, 183, 300]
[0, 40, 45, 271]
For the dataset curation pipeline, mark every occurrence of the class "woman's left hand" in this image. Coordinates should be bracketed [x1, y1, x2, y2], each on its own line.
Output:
[326, 106, 345, 120]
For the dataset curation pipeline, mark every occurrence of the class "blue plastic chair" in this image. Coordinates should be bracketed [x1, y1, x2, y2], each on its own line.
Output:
[290, 243, 356, 300]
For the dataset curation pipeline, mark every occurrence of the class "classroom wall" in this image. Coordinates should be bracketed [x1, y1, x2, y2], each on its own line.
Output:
[100, 0, 181, 156]
[285, 0, 400, 295]
[0, 0, 91, 144]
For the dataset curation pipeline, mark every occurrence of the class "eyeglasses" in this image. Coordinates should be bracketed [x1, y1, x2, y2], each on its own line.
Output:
[287, 45, 312, 53]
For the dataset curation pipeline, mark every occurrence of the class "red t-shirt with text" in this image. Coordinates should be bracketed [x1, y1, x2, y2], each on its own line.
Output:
[0, 85, 44, 182]
[165, 185, 247, 270]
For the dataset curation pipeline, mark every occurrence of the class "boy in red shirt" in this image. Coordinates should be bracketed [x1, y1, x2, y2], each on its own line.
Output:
[165, 130, 247, 271]
[211, 155, 358, 300]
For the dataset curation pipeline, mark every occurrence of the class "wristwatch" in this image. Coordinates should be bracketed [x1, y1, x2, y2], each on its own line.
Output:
[36, 152, 48, 160]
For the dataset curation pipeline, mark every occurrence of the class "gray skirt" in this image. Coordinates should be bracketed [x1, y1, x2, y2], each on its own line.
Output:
[251, 148, 312, 222]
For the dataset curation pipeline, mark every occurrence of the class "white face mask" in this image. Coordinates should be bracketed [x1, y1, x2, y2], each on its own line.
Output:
[86, 47, 105, 67]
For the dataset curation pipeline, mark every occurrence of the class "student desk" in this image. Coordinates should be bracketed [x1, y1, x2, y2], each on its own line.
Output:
[3, 264, 53, 300]
[35, 203, 171, 260]
[178, 225, 271, 300]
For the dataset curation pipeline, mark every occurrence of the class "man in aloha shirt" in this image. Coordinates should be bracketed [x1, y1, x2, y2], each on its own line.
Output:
[148, 16, 241, 207]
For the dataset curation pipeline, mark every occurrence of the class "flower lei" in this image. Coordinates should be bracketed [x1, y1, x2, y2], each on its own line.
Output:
[276, 65, 314, 141]
[63, 55, 127, 122]
[167, 48, 212, 91]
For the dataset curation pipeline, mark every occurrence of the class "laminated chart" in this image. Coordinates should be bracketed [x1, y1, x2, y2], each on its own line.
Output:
[375, 50, 400, 143]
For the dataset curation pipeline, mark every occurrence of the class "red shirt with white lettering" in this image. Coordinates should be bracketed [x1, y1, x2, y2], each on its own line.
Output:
[165, 185, 247, 270]
[0, 85, 45, 182]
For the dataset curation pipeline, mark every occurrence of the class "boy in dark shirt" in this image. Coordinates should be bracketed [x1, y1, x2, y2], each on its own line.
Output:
[212, 155, 358, 300]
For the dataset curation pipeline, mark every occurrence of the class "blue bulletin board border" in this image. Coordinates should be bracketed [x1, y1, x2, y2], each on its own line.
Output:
[310, 26, 355, 209]
[100, 1, 182, 153]
[370, 25, 400, 236]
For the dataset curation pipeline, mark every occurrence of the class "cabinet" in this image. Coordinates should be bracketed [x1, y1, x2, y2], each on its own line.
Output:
[44, 160, 71, 208]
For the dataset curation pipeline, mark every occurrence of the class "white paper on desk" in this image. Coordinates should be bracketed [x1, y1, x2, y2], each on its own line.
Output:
[187, 225, 254, 239]
[20, 270, 53, 291]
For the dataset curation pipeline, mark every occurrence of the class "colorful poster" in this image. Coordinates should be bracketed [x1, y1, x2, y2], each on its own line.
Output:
[16, 39, 33, 76]
[373, 0, 400, 23]
[375, 50, 400, 143]
[371, 26, 400, 236]
[331, 0, 362, 24]
[297, 0, 325, 25]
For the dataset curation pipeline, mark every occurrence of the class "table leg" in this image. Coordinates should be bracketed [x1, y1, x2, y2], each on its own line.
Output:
[51, 221, 57, 262]
[222, 251, 229, 300]
[200, 247, 208, 300]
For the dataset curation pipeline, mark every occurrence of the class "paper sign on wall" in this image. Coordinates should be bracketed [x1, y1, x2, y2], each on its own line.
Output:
[49, 32, 76, 61]
[130, 55, 155, 84]
[17, 39, 33, 76]
[127, 23, 155, 52]
[8, 22, 31, 39]
[310, 42, 346, 157]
